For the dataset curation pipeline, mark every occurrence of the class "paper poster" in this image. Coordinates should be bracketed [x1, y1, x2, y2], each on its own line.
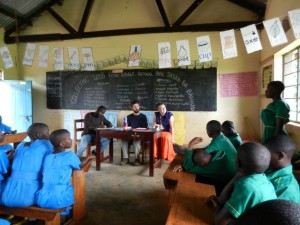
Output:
[263, 17, 288, 47]
[176, 39, 191, 66]
[38, 45, 49, 68]
[53, 47, 64, 71]
[220, 72, 258, 97]
[158, 42, 171, 68]
[23, 43, 36, 66]
[0, 46, 14, 69]
[240, 24, 262, 54]
[67, 47, 80, 70]
[196, 35, 213, 62]
[128, 45, 141, 67]
[220, 29, 238, 59]
[82, 47, 95, 71]
[262, 65, 272, 88]
[288, 8, 300, 39]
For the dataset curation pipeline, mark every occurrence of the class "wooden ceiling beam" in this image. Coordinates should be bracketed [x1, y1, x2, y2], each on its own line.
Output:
[172, 0, 204, 30]
[155, 0, 170, 29]
[78, 0, 95, 35]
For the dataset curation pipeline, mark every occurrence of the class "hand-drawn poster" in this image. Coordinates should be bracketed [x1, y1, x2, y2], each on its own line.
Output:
[128, 45, 141, 67]
[220, 29, 238, 59]
[68, 47, 80, 71]
[240, 24, 262, 54]
[262, 65, 272, 88]
[53, 47, 64, 71]
[158, 42, 171, 68]
[82, 47, 95, 71]
[196, 35, 213, 62]
[288, 8, 300, 39]
[176, 39, 191, 66]
[263, 17, 288, 47]
[23, 43, 36, 66]
[220, 72, 258, 97]
[0, 46, 14, 69]
[39, 45, 49, 68]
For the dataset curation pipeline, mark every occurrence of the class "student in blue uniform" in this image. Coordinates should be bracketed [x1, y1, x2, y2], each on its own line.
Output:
[264, 135, 300, 204]
[36, 129, 94, 218]
[0, 133, 10, 192]
[207, 142, 277, 225]
[0, 115, 16, 152]
[0, 123, 53, 207]
[221, 120, 243, 150]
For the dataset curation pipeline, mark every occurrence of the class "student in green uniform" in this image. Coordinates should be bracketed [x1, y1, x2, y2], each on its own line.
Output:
[221, 120, 243, 150]
[172, 120, 237, 194]
[207, 142, 277, 225]
[261, 81, 290, 143]
[264, 135, 300, 203]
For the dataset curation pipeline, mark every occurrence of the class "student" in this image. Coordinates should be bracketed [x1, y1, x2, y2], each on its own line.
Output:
[264, 135, 300, 203]
[0, 115, 17, 152]
[261, 81, 290, 143]
[221, 120, 242, 150]
[36, 129, 95, 218]
[0, 123, 53, 207]
[173, 120, 237, 193]
[0, 132, 10, 191]
[77, 105, 113, 157]
[234, 199, 300, 225]
[120, 100, 148, 166]
[153, 103, 175, 162]
[207, 142, 277, 225]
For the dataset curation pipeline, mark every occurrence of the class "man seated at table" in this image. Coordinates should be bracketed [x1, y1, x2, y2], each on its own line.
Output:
[120, 100, 148, 166]
[77, 105, 113, 157]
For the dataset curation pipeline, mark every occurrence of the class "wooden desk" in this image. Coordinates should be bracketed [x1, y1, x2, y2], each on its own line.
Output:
[95, 128, 160, 176]
[0, 132, 27, 148]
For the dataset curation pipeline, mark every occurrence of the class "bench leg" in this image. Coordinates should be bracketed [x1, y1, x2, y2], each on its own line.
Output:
[45, 213, 60, 225]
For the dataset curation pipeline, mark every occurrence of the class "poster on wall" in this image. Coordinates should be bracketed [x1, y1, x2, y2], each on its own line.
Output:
[23, 43, 36, 66]
[68, 47, 80, 70]
[240, 24, 262, 54]
[196, 35, 213, 62]
[288, 8, 300, 39]
[158, 42, 172, 68]
[128, 45, 141, 67]
[0, 46, 14, 69]
[176, 39, 191, 66]
[263, 17, 288, 47]
[262, 65, 272, 88]
[39, 45, 49, 68]
[220, 29, 238, 59]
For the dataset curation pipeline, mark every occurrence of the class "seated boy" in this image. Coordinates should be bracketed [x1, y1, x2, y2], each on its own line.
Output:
[264, 135, 300, 204]
[207, 142, 277, 225]
[221, 120, 242, 150]
[173, 120, 237, 193]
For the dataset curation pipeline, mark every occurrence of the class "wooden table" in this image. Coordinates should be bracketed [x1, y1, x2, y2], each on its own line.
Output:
[0, 132, 27, 148]
[95, 128, 160, 177]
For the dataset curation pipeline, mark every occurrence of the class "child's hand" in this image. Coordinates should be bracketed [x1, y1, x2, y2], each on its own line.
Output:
[188, 137, 203, 149]
[172, 164, 183, 172]
[87, 155, 96, 160]
[206, 195, 220, 209]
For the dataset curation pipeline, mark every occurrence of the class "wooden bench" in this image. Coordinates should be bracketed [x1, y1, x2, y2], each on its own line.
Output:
[0, 157, 94, 225]
[163, 154, 215, 225]
[0, 132, 27, 148]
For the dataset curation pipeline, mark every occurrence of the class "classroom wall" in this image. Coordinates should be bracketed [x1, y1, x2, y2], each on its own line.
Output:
[2, 1, 288, 147]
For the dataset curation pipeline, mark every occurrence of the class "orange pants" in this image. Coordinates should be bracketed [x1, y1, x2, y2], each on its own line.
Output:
[154, 131, 175, 162]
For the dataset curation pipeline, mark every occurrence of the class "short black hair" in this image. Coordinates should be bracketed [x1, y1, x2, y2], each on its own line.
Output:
[234, 199, 300, 225]
[27, 123, 49, 140]
[206, 120, 221, 135]
[96, 105, 106, 113]
[264, 135, 296, 159]
[221, 120, 235, 132]
[237, 142, 270, 174]
[156, 102, 164, 109]
[268, 81, 285, 94]
[50, 129, 70, 148]
[131, 99, 139, 106]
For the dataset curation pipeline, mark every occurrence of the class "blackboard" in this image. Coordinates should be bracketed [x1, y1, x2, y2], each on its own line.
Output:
[46, 69, 216, 111]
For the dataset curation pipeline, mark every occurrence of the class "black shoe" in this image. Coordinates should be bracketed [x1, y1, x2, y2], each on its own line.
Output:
[92, 150, 96, 156]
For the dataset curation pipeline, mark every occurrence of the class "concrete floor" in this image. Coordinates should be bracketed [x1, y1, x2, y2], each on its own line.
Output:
[77, 142, 170, 225]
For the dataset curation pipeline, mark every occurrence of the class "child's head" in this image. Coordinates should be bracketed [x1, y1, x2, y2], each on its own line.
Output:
[27, 123, 50, 141]
[193, 150, 212, 166]
[265, 81, 285, 98]
[206, 120, 221, 138]
[237, 142, 270, 175]
[221, 120, 236, 137]
[50, 129, 72, 150]
[264, 135, 296, 170]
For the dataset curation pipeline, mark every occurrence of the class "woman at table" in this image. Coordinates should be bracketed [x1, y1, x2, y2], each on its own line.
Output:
[153, 103, 175, 162]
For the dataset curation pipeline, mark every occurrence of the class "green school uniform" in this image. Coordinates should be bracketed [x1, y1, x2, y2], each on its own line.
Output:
[260, 99, 289, 143]
[225, 173, 277, 218]
[228, 133, 243, 150]
[266, 165, 300, 204]
[182, 133, 237, 184]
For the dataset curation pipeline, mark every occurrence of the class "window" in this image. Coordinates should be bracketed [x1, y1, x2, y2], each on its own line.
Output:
[283, 48, 300, 121]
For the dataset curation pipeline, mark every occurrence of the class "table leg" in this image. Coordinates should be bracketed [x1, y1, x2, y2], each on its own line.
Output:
[109, 138, 113, 163]
[96, 134, 101, 171]
[149, 137, 154, 177]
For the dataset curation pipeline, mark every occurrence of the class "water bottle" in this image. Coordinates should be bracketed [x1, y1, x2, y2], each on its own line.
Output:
[122, 117, 128, 130]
